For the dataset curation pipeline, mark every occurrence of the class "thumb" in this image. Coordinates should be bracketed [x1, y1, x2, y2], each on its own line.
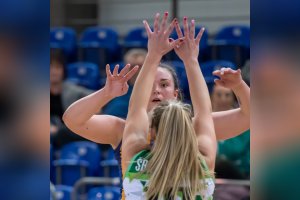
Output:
[170, 37, 185, 49]
[214, 79, 225, 87]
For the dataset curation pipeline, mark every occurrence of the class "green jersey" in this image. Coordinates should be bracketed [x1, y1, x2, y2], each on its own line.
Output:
[123, 150, 215, 200]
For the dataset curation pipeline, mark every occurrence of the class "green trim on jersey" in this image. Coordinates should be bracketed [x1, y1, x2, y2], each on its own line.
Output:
[123, 150, 215, 200]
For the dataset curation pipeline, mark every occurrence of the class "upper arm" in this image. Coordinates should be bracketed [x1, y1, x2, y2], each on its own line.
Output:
[212, 108, 250, 141]
[193, 117, 217, 171]
[64, 114, 125, 149]
[122, 109, 149, 170]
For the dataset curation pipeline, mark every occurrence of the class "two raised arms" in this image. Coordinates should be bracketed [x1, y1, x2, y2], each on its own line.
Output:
[121, 13, 184, 172]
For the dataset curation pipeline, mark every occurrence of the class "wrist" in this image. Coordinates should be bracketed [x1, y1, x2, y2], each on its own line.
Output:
[101, 86, 114, 99]
[146, 53, 162, 63]
[183, 58, 199, 66]
[232, 80, 247, 92]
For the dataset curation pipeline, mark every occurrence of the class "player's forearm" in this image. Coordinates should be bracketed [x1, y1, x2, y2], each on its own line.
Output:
[184, 59, 212, 117]
[128, 54, 161, 112]
[232, 81, 250, 117]
[63, 87, 113, 126]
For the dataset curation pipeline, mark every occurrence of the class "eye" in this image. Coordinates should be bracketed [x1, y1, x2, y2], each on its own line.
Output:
[161, 83, 168, 88]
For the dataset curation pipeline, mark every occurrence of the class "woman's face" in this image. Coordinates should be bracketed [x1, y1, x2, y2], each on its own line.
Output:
[211, 85, 235, 111]
[50, 61, 64, 84]
[147, 67, 178, 112]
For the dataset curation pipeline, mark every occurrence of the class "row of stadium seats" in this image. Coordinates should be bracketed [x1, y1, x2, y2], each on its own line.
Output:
[50, 25, 250, 67]
[50, 142, 120, 187]
[51, 185, 120, 200]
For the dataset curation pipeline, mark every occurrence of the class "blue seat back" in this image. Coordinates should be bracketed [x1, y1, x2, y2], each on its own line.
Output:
[50, 27, 77, 53]
[66, 62, 100, 90]
[215, 25, 250, 47]
[54, 185, 73, 200]
[80, 27, 119, 49]
[79, 27, 120, 67]
[88, 186, 120, 200]
[124, 27, 148, 49]
[60, 141, 101, 173]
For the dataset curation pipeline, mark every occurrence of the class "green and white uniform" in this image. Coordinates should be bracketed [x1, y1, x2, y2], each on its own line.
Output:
[123, 150, 215, 200]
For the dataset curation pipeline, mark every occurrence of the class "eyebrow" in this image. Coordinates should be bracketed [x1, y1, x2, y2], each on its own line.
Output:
[160, 79, 171, 82]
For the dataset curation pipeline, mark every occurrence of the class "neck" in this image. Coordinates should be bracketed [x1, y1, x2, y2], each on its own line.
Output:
[50, 82, 62, 95]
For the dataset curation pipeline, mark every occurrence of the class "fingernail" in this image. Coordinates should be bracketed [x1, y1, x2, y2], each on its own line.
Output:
[191, 19, 195, 24]
[169, 38, 172, 42]
[174, 18, 177, 22]
[156, 13, 160, 17]
[184, 16, 187, 21]
[179, 38, 184, 42]
[143, 20, 146, 24]
[165, 11, 168, 16]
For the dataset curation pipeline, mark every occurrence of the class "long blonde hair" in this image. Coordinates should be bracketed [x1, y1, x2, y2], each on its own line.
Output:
[145, 100, 211, 199]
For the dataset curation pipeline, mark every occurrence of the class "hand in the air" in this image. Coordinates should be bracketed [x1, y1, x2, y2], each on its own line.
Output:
[105, 64, 139, 98]
[174, 17, 205, 62]
[143, 12, 185, 58]
[213, 68, 243, 90]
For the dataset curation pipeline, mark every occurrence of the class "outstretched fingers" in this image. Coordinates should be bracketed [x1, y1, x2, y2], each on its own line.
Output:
[189, 19, 195, 40]
[119, 64, 131, 77]
[165, 18, 176, 38]
[183, 16, 189, 38]
[106, 64, 112, 78]
[175, 19, 183, 38]
[143, 20, 152, 38]
[154, 13, 160, 34]
[195, 27, 205, 45]
[112, 64, 119, 76]
[124, 65, 139, 81]
[160, 11, 169, 33]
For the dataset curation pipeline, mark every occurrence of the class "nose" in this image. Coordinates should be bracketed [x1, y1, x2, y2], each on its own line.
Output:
[152, 84, 160, 95]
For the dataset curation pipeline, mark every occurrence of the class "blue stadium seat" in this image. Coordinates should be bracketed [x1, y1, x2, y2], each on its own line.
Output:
[54, 185, 73, 200]
[66, 62, 101, 90]
[200, 60, 237, 92]
[50, 27, 77, 62]
[124, 27, 148, 49]
[211, 25, 250, 66]
[54, 142, 102, 186]
[100, 148, 120, 178]
[88, 186, 120, 200]
[79, 27, 120, 68]
[215, 25, 250, 47]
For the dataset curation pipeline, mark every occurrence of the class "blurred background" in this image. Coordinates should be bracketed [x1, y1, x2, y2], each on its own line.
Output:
[50, 1, 250, 200]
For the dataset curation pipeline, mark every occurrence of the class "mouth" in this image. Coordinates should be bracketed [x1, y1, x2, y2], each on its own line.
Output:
[151, 98, 162, 103]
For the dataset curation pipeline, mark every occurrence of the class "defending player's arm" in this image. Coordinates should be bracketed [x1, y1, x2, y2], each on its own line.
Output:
[63, 64, 138, 148]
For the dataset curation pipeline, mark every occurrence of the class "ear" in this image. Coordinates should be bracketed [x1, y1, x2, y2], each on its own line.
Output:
[174, 89, 179, 99]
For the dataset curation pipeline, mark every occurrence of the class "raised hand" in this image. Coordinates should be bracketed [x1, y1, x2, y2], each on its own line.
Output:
[104, 64, 139, 98]
[143, 12, 184, 59]
[213, 68, 243, 90]
[174, 17, 205, 62]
